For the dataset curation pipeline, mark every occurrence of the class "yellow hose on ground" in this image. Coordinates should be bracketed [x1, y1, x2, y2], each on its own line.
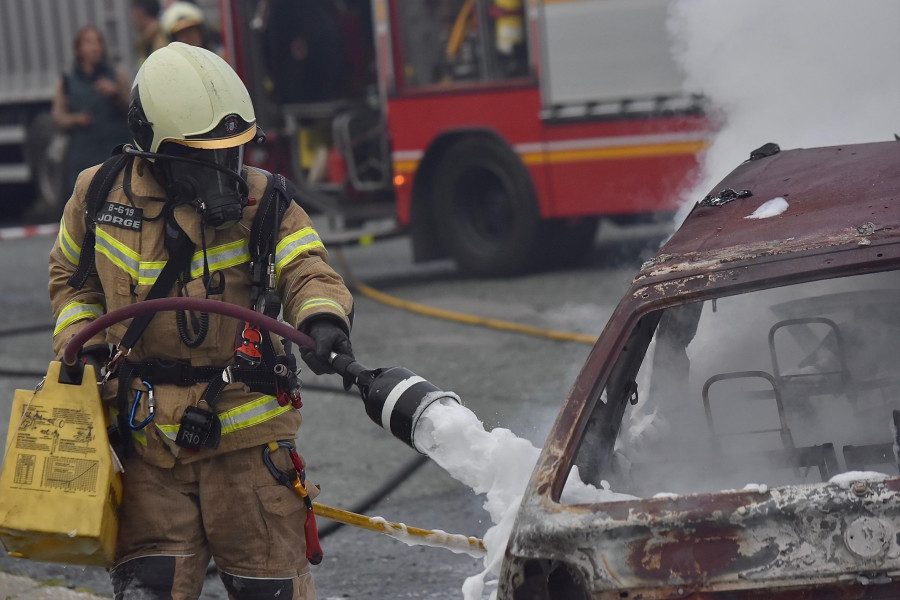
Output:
[333, 249, 598, 345]
[313, 502, 485, 556]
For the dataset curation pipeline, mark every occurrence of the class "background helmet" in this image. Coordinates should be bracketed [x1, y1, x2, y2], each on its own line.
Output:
[160, 2, 205, 40]
[128, 42, 256, 154]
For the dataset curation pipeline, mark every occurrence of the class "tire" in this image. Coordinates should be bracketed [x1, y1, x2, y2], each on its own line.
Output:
[543, 217, 598, 268]
[433, 137, 540, 277]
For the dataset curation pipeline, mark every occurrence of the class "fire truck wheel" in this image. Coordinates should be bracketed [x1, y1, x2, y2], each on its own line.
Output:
[433, 137, 539, 277]
[543, 217, 599, 268]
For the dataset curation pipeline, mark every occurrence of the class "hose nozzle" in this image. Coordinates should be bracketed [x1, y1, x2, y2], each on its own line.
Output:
[330, 353, 460, 452]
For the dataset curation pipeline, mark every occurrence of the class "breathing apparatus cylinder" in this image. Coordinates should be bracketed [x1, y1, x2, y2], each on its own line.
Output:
[331, 354, 460, 453]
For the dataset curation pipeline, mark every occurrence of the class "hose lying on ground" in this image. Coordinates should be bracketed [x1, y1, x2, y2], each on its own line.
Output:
[333, 249, 598, 345]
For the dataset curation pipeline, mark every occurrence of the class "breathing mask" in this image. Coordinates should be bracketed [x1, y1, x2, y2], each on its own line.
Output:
[128, 143, 250, 229]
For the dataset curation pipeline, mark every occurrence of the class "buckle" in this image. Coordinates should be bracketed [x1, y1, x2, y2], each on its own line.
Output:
[102, 345, 131, 384]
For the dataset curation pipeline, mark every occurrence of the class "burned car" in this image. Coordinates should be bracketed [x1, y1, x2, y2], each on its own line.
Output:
[501, 140, 900, 599]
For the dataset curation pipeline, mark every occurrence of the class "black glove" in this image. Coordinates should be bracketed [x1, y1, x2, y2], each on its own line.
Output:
[300, 318, 353, 375]
[79, 344, 111, 382]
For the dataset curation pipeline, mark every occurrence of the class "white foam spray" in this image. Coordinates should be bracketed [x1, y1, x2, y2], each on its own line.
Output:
[414, 399, 630, 600]
[668, 0, 900, 224]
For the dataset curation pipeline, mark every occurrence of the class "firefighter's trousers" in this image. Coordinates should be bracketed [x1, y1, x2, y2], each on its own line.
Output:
[110, 444, 315, 600]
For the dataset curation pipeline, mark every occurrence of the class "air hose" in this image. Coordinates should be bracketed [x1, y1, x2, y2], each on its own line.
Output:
[62, 297, 311, 367]
[60, 297, 485, 556]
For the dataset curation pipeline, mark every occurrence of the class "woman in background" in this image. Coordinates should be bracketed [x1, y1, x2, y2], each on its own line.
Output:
[51, 25, 131, 199]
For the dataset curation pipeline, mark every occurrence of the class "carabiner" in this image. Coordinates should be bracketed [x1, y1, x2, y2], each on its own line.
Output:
[129, 380, 156, 430]
[262, 441, 297, 488]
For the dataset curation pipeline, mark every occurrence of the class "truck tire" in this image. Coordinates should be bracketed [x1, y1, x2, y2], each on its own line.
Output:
[433, 137, 539, 277]
[544, 217, 598, 268]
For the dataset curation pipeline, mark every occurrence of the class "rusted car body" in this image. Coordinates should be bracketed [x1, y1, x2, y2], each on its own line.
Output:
[500, 141, 900, 599]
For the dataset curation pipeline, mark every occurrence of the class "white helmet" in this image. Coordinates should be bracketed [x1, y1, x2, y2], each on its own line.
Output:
[128, 42, 257, 153]
[160, 2, 205, 40]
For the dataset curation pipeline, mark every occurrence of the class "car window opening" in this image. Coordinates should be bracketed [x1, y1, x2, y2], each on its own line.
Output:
[566, 269, 900, 501]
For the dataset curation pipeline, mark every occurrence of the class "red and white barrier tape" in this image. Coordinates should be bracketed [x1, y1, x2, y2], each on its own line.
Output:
[0, 223, 59, 241]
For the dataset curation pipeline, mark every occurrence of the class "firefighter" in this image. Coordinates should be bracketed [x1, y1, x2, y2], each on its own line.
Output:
[130, 0, 167, 65]
[160, 1, 222, 54]
[49, 42, 354, 599]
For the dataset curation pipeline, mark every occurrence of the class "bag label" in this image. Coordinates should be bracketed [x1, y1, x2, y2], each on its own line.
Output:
[10, 402, 101, 495]
[97, 203, 142, 232]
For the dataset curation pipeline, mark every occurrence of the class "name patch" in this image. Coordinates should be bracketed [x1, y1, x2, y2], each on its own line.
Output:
[97, 203, 142, 232]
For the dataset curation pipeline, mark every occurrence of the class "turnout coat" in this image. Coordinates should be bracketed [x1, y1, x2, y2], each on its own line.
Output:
[49, 159, 354, 467]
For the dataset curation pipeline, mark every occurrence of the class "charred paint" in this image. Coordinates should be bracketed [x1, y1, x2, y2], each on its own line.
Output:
[628, 527, 742, 581]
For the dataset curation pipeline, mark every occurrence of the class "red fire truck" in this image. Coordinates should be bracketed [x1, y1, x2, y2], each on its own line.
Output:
[221, 0, 710, 276]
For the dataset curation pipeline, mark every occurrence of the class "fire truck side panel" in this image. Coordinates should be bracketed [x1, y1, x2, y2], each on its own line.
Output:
[542, 114, 708, 217]
[388, 87, 708, 224]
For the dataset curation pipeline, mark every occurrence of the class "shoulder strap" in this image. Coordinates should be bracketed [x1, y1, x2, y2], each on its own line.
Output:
[66, 151, 132, 289]
[114, 216, 194, 459]
[248, 170, 292, 316]
[118, 230, 194, 351]
[249, 169, 292, 263]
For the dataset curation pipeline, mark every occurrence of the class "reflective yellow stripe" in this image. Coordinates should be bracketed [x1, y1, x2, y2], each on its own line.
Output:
[138, 260, 166, 286]
[95, 227, 140, 279]
[220, 395, 293, 434]
[520, 141, 708, 165]
[156, 424, 179, 441]
[297, 298, 346, 319]
[154, 395, 291, 441]
[131, 429, 147, 446]
[133, 240, 251, 286]
[54, 301, 104, 335]
[58, 218, 82, 266]
[275, 228, 323, 281]
[189, 238, 250, 280]
[393, 140, 709, 173]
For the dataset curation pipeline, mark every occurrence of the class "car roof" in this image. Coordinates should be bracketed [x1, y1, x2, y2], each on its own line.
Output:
[637, 141, 900, 283]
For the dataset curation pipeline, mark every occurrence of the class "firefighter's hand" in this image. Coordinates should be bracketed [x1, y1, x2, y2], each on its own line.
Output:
[70, 113, 93, 129]
[300, 318, 353, 375]
[79, 344, 110, 382]
[94, 77, 118, 97]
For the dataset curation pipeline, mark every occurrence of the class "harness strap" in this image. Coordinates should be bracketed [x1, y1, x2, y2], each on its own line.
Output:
[67, 151, 133, 289]
[118, 359, 279, 392]
[112, 229, 195, 458]
[120, 229, 195, 351]
[114, 360, 139, 457]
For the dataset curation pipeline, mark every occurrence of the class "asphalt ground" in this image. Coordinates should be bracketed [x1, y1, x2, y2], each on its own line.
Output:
[0, 220, 669, 599]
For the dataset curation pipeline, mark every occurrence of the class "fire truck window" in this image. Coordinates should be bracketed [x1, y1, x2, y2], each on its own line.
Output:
[395, 0, 528, 88]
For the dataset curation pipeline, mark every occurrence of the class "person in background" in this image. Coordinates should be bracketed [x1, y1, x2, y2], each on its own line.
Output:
[51, 25, 131, 202]
[131, 0, 167, 65]
[160, 1, 223, 55]
[264, 0, 350, 104]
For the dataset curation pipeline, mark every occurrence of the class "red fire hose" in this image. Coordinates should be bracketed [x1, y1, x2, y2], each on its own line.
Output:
[63, 297, 316, 366]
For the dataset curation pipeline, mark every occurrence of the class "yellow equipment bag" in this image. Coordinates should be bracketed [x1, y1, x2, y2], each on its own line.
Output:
[0, 361, 122, 566]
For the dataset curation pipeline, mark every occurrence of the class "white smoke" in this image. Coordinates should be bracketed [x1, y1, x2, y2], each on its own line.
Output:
[668, 0, 900, 223]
